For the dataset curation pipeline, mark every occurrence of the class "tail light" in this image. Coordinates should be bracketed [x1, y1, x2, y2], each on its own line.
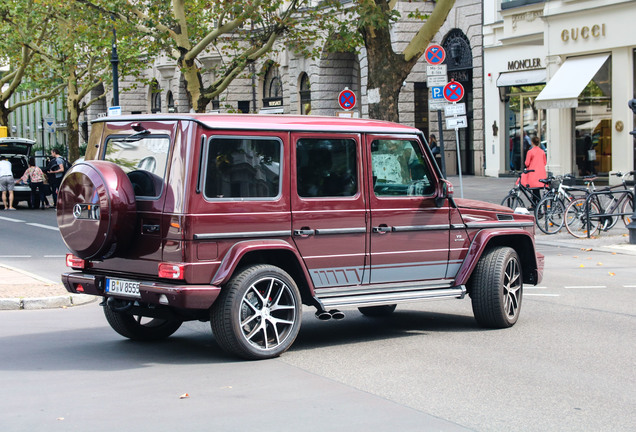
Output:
[66, 254, 87, 269]
[158, 262, 185, 280]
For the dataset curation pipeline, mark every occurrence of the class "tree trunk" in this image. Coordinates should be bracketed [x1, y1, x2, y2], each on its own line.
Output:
[66, 77, 81, 163]
[0, 106, 10, 132]
[361, 9, 416, 123]
[179, 53, 209, 113]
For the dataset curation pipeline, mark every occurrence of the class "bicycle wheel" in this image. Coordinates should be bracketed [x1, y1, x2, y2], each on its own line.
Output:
[501, 193, 526, 211]
[595, 194, 618, 231]
[565, 198, 600, 238]
[621, 197, 634, 226]
[534, 196, 565, 235]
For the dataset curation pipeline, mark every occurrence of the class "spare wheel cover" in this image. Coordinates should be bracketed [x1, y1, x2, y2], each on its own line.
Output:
[57, 161, 136, 260]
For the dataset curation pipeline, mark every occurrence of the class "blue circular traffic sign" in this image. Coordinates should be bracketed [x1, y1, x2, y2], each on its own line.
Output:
[424, 44, 446, 65]
[443, 80, 465, 103]
[338, 89, 356, 110]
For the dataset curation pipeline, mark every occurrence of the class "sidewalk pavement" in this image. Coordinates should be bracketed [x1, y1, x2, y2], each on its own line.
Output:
[2, 175, 635, 310]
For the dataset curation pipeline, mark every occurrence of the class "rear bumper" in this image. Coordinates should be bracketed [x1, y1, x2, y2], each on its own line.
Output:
[61, 272, 221, 310]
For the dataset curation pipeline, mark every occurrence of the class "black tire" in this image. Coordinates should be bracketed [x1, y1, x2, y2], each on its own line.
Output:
[622, 197, 634, 226]
[564, 198, 600, 238]
[534, 196, 565, 234]
[469, 247, 522, 328]
[358, 304, 397, 317]
[501, 193, 525, 210]
[103, 305, 182, 341]
[210, 265, 302, 360]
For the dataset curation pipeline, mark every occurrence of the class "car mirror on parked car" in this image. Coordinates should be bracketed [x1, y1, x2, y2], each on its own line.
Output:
[436, 179, 454, 207]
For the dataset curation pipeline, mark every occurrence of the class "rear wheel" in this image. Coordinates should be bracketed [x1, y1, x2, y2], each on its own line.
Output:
[211, 265, 302, 360]
[501, 193, 525, 211]
[565, 198, 600, 238]
[534, 196, 565, 234]
[469, 246, 522, 328]
[358, 304, 397, 317]
[103, 304, 182, 341]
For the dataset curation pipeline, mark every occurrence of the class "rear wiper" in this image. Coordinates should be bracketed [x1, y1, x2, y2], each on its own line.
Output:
[121, 130, 150, 142]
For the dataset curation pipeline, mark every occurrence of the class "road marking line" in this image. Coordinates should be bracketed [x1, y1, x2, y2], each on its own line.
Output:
[623, 285, 636, 288]
[564, 286, 606, 289]
[0, 216, 26, 223]
[526, 286, 548, 289]
[0, 255, 32, 258]
[44, 255, 66, 258]
[26, 223, 59, 231]
[525, 293, 560, 297]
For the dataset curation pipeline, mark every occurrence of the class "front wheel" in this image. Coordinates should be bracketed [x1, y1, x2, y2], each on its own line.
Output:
[103, 304, 183, 341]
[621, 197, 634, 226]
[564, 198, 600, 238]
[469, 247, 522, 328]
[501, 193, 525, 211]
[211, 265, 302, 360]
[534, 196, 566, 234]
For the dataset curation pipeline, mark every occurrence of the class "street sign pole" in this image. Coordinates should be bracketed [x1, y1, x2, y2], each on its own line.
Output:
[437, 109, 446, 178]
[455, 125, 463, 198]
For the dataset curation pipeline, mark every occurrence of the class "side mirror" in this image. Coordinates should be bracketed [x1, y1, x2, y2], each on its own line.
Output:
[435, 179, 454, 207]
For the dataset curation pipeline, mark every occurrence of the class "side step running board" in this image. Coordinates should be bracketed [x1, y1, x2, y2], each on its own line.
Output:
[317, 285, 467, 309]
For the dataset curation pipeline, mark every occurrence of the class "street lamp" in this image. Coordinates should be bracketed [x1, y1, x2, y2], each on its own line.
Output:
[111, 15, 119, 107]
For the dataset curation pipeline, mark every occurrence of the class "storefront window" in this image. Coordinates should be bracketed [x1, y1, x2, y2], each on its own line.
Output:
[574, 56, 611, 176]
[503, 85, 546, 172]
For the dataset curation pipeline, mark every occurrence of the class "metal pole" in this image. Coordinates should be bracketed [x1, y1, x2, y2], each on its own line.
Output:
[111, 15, 119, 107]
[437, 109, 446, 178]
[455, 127, 463, 198]
[627, 99, 636, 244]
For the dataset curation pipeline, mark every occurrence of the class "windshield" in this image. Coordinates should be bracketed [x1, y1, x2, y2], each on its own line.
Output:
[103, 135, 170, 198]
[0, 142, 32, 156]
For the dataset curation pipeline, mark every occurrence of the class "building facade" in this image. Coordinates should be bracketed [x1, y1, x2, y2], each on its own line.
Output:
[90, 0, 484, 175]
[484, 0, 636, 181]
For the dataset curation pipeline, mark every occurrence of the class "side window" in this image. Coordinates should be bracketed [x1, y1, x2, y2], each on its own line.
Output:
[371, 139, 434, 197]
[296, 138, 357, 198]
[205, 137, 281, 199]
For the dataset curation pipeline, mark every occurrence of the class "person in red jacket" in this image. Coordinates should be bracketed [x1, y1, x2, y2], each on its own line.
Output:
[520, 136, 547, 207]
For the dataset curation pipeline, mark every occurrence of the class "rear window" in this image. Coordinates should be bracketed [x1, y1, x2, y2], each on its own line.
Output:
[103, 135, 170, 198]
[204, 137, 281, 199]
[0, 142, 31, 155]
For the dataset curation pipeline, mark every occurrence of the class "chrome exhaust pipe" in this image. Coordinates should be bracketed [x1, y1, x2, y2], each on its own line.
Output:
[315, 310, 332, 321]
[329, 309, 345, 320]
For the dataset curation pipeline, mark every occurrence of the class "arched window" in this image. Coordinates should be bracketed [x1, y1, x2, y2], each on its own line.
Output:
[166, 91, 175, 113]
[299, 73, 311, 115]
[151, 80, 161, 113]
[263, 63, 283, 109]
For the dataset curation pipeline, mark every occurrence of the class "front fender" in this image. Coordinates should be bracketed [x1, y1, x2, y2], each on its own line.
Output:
[210, 239, 314, 290]
[454, 229, 543, 287]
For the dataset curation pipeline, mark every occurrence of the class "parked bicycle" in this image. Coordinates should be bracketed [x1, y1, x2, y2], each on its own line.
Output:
[564, 171, 635, 238]
[501, 169, 547, 211]
[533, 174, 591, 235]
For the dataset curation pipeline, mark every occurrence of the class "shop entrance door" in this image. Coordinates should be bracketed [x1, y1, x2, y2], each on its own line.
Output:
[505, 92, 546, 172]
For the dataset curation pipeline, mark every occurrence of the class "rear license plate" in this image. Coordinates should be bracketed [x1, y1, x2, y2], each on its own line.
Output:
[105, 278, 141, 298]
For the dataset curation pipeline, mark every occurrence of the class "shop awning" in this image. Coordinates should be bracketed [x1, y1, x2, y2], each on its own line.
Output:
[535, 54, 609, 109]
[496, 69, 546, 87]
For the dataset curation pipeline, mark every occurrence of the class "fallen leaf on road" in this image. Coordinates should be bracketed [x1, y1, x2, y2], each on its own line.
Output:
[573, 256, 579, 258]
[179, 393, 190, 399]
[56, 418, 64, 421]
[582, 248, 593, 252]
[597, 262, 603, 266]
[579, 264, 585, 268]
[609, 272, 615, 276]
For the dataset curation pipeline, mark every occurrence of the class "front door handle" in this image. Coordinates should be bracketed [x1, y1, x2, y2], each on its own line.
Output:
[293, 228, 315, 237]
[372, 225, 392, 234]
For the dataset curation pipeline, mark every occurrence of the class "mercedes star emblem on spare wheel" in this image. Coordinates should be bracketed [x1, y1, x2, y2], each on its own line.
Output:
[73, 203, 100, 220]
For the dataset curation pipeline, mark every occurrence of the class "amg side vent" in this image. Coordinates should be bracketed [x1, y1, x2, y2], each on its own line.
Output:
[497, 214, 514, 221]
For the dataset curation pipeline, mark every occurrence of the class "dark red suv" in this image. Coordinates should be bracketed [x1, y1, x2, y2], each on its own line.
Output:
[59, 114, 543, 359]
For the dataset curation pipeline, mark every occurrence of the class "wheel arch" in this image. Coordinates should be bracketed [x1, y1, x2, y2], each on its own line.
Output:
[456, 230, 543, 289]
[211, 240, 315, 305]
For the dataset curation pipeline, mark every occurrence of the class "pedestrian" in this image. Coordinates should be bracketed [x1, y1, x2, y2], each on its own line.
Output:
[519, 136, 547, 208]
[430, 134, 442, 167]
[47, 149, 65, 207]
[16, 157, 51, 209]
[0, 155, 17, 210]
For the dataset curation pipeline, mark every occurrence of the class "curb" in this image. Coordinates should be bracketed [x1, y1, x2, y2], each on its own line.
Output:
[0, 294, 97, 311]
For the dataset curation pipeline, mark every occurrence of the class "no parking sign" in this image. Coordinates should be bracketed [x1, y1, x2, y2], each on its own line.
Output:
[338, 88, 356, 110]
[443, 80, 465, 103]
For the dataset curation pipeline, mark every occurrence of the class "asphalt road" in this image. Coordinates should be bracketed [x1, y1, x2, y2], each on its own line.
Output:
[1, 202, 635, 431]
